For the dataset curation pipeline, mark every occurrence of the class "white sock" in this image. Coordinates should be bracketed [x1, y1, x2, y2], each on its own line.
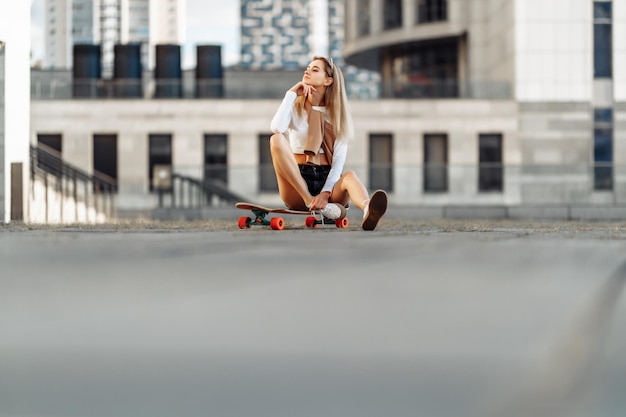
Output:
[362, 199, 370, 218]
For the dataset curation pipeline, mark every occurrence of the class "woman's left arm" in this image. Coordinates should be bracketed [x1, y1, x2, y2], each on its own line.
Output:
[321, 140, 348, 194]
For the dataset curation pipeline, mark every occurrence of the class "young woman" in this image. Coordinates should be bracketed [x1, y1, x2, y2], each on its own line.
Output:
[269, 56, 387, 231]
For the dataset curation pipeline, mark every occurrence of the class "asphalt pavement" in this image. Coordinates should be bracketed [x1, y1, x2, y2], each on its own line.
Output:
[1, 215, 626, 417]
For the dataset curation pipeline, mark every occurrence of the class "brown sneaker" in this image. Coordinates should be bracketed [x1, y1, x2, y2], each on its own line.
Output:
[361, 190, 387, 231]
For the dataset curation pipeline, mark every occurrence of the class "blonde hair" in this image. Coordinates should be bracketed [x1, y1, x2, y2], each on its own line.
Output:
[295, 56, 354, 142]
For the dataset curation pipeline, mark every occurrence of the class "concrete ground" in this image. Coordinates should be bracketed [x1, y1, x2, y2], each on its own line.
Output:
[2, 210, 626, 417]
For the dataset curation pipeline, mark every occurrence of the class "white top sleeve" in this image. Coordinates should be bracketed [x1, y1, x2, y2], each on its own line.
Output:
[322, 139, 347, 193]
[270, 91, 297, 133]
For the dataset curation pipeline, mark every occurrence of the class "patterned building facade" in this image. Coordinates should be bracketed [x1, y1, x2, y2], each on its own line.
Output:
[240, 0, 312, 69]
[240, 0, 379, 98]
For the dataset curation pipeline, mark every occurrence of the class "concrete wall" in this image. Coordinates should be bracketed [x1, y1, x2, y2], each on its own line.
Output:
[31, 98, 521, 212]
[611, 0, 626, 101]
[0, 1, 31, 223]
[466, 0, 516, 86]
[30, 95, 626, 219]
[518, 102, 594, 203]
[515, 0, 592, 101]
[614, 102, 626, 202]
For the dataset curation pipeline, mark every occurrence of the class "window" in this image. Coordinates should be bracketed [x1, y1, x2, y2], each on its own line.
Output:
[593, 1, 612, 78]
[259, 134, 278, 192]
[389, 41, 458, 98]
[369, 134, 394, 191]
[93, 134, 118, 192]
[37, 134, 62, 154]
[384, 0, 403, 30]
[593, 108, 613, 190]
[357, 0, 370, 36]
[424, 134, 448, 192]
[478, 134, 503, 192]
[204, 134, 228, 185]
[93, 134, 117, 180]
[36, 134, 62, 177]
[149, 134, 172, 192]
[417, 0, 448, 23]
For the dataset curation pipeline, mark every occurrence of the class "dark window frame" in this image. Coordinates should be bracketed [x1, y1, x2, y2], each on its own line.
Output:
[478, 133, 503, 193]
[369, 133, 394, 192]
[593, 108, 613, 191]
[204, 133, 228, 186]
[37, 133, 63, 154]
[423, 133, 448, 193]
[417, 0, 448, 24]
[384, 0, 403, 30]
[93, 133, 118, 192]
[148, 133, 172, 192]
[593, 1, 612, 78]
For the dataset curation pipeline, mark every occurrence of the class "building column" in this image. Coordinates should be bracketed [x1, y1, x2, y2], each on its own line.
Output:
[0, 2, 31, 223]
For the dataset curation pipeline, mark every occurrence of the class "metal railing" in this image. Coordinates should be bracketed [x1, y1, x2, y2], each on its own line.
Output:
[155, 172, 247, 209]
[31, 77, 512, 100]
[30, 144, 117, 223]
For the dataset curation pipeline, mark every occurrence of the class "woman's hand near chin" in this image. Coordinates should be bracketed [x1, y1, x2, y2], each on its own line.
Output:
[289, 81, 317, 97]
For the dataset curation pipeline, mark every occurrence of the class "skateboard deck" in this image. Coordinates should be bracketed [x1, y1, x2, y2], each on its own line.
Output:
[236, 202, 349, 230]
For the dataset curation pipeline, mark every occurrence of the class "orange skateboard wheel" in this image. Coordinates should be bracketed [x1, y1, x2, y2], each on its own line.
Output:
[305, 216, 318, 228]
[335, 217, 349, 228]
[238, 216, 251, 229]
[270, 217, 285, 230]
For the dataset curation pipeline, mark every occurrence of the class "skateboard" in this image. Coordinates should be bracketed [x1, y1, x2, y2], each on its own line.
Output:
[235, 202, 349, 230]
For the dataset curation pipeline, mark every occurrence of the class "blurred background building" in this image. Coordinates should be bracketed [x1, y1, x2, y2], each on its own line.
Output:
[8, 0, 626, 223]
[44, 0, 184, 74]
[240, 0, 311, 69]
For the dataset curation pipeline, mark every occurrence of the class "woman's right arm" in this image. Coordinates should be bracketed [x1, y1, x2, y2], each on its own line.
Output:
[271, 81, 317, 133]
[270, 90, 298, 133]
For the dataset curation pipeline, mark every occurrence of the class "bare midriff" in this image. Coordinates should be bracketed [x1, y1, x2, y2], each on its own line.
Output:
[293, 153, 330, 165]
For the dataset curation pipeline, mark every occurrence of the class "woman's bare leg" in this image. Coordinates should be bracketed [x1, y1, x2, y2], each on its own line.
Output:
[329, 170, 369, 209]
[269, 133, 313, 210]
[330, 170, 387, 230]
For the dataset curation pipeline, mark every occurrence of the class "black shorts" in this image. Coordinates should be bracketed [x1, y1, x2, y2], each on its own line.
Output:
[299, 164, 331, 196]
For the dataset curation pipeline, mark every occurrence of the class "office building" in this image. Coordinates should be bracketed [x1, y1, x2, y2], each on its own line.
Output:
[25, 0, 626, 223]
[44, 0, 184, 73]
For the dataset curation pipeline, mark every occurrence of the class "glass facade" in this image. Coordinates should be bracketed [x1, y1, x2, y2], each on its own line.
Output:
[389, 40, 458, 98]
[384, 0, 403, 30]
[72, 0, 94, 43]
[357, 0, 371, 36]
[593, 1, 612, 78]
[417, 0, 447, 23]
[593, 109, 613, 191]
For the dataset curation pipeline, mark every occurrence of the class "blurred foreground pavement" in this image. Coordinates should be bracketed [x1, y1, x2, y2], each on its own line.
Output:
[1, 218, 626, 417]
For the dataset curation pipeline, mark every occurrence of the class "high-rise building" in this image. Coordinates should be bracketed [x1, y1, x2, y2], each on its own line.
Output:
[240, 0, 379, 97]
[240, 0, 313, 69]
[44, 0, 184, 73]
[327, 0, 380, 98]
